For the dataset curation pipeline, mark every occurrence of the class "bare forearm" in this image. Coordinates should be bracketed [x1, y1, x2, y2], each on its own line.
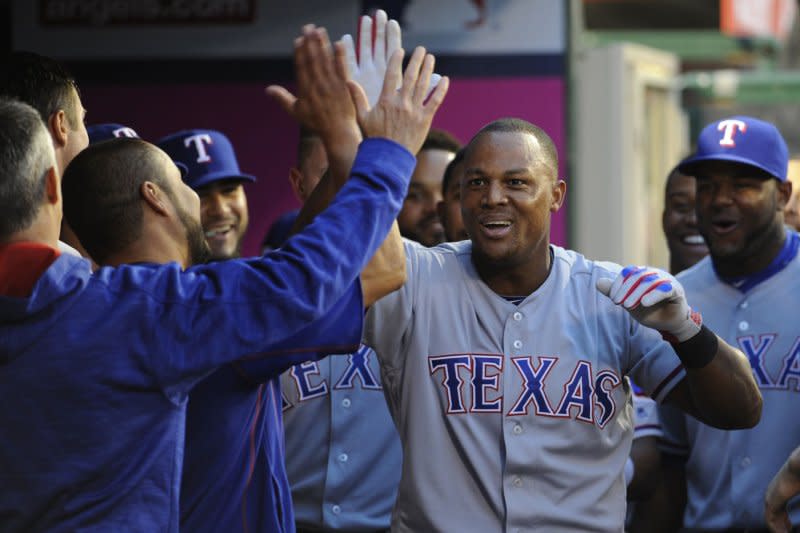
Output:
[667, 334, 762, 429]
[291, 125, 362, 234]
[360, 222, 405, 307]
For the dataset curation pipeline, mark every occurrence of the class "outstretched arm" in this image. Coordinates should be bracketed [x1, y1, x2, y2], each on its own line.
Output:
[597, 266, 762, 429]
[267, 13, 448, 307]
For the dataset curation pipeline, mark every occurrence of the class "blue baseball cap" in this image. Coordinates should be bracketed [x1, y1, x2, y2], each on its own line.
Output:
[678, 116, 788, 181]
[87, 123, 140, 145]
[156, 129, 256, 190]
[87, 123, 188, 177]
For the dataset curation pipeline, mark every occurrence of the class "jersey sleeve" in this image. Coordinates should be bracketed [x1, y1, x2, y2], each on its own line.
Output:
[363, 239, 422, 372]
[231, 281, 364, 383]
[103, 138, 415, 399]
[625, 316, 686, 405]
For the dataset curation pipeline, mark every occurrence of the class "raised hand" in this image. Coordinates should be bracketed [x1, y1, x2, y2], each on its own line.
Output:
[347, 45, 449, 155]
[265, 25, 360, 144]
[340, 9, 440, 108]
[596, 266, 702, 343]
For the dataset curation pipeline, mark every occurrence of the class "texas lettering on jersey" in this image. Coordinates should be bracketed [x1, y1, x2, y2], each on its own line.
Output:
[738, 334, 800, 389]
[428, 353, 623, 428]
[282, 345, 382, 409]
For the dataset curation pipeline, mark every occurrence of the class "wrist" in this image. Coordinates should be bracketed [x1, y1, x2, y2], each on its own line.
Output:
[321, 122, 362, 155]
[672, 325, 718, 369]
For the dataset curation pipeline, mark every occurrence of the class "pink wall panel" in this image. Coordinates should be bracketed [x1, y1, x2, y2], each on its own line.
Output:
[80, 76, 566, 257]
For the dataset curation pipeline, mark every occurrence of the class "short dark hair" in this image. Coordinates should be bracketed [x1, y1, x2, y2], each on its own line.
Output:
[296, 126, 321, 167]
[465, 117, 559, 176]
[62, 138, 169, 264]
[0, 99, 55, 241]
[420, 128, 461, 155]
[0, 51, 81, 129]
[441, 148, 466, 196]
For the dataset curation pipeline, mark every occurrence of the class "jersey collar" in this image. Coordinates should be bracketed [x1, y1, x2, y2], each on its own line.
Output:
[716, 228, 799, 293]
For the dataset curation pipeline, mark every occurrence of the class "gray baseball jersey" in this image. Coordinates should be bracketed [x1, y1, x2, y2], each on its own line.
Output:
[364, 240, 685, 532]
[659, 233, 800, 529]
[281, 345, 402, 530]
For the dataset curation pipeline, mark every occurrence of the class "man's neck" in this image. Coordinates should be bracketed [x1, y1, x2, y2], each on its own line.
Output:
[472, 245, 553, 297]
[712, 225, 787, 279]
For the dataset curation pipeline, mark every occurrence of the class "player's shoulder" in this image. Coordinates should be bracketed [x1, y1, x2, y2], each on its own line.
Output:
[675, 255, 715, 288]
[552, 245, 624, 281]
[403, 238, 470, 268]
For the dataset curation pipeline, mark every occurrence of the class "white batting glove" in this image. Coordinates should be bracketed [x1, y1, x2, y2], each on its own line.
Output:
[340, 10, 442, 108]
[596, 266, 702, 343]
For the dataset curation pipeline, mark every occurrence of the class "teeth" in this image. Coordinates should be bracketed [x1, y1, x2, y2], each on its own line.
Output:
[484, 221, 511, 227]
[683, 235, 705, 245]
[205, 228, 229, 238]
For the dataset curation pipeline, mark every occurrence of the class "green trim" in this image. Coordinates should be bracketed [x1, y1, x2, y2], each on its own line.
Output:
[682, 70, 800, 104]
[583, 30, 780, 62]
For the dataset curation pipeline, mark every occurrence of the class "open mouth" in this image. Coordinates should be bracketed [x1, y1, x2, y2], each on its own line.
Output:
[479, 219, 513, 238]
[204, 225, 234, 239]
[682, 234, 706, 246]
[711, 219, 738, 235]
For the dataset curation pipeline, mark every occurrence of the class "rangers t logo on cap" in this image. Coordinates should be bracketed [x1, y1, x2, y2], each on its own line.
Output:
[717, 119, 746, 147]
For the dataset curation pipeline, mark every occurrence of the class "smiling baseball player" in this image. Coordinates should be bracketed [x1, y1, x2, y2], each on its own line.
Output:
[363, 117, 761, 532]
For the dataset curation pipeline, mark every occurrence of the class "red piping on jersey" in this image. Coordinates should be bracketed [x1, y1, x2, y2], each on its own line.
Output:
[651, 363, 683, 400]
[240, 384, 264, 533]
[0, 242, 60, 297]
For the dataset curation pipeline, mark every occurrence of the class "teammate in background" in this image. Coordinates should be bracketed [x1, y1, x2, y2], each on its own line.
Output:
[159, 129, 254, 262]
[0, 51, 89, 258]
[0, 23, 445, 532]
[438, 148, 469, 242]
[628, 162, 710, 532]
[765, 444, 800, 532]
[640, 116, 800, 532]
[279, 13, 404, 532]
[397, 128, 461, 246]
[363, 117, 761, 532]
[783, 159, 800, 232]
[87, 123, 140, 144]
[261, 127, 328, 252]
[662, 165, 709, 275]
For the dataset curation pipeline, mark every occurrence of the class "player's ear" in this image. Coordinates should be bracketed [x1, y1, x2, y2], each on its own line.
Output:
[288, 167, 306, 202]
[141, 180, 170, 217]
[776, 179, 792, 211]
[550, 179, 566, 213]
[48, 110, 68, 148]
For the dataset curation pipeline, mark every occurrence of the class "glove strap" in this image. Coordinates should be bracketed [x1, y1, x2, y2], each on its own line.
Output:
[671, 325, 718, 370]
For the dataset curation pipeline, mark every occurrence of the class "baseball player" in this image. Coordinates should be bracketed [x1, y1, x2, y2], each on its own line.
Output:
[783, 159, 800, 232]
[363, 117, 761, 532]
[640, 116, 800, 532]
[0, 23, 444, 532]
[397, 128, 461, 247]
[158, 128, 253, 263]
[662, 164, 709, 275]
[261, 126, 328, 252]
[87, 123, 140, 144]
[438, 147, 469, 242]
[0, 51, 90, 259]
[279, 12, 403, 532]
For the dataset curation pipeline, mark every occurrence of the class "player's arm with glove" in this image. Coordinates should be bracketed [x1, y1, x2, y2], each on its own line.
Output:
[764, 444, 800, 533]
[268, 12, 448, 306]
[597, 266, 762, 429]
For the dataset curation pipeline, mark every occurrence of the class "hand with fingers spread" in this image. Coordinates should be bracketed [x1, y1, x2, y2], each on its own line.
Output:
[340, 9, 442, 108]
[348, 46, 449, 155]
[265, 25, 360, 146]
[596, 266, 702, 343]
